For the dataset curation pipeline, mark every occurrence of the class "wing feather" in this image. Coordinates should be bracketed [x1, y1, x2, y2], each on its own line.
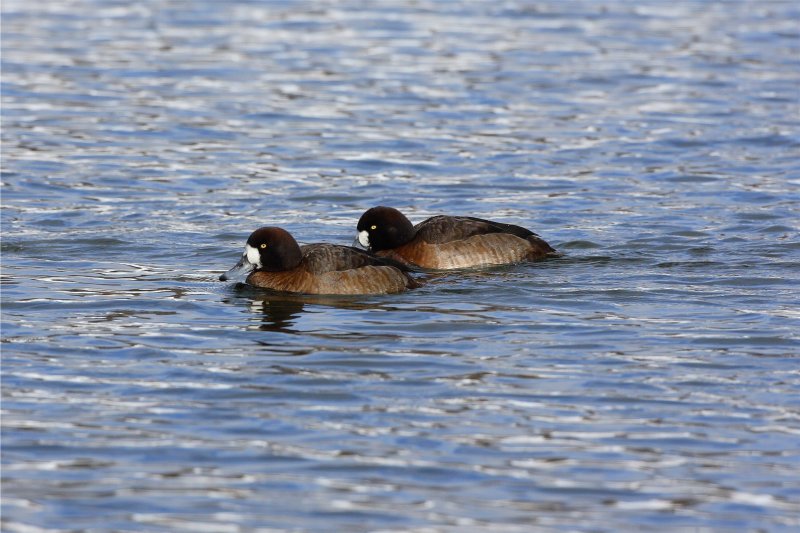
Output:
[415, 215, 541, 244]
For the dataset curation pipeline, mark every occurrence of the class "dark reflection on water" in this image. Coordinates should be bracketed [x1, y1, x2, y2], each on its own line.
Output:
[224, 284, 311, 332]
[3, 0, 800, 531]
[253, 297, 307, 332]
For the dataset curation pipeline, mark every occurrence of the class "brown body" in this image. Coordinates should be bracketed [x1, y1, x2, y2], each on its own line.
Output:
[221, 227, 419, 295]
[376, 232, 552, 270]
[246, 244, 416, 295]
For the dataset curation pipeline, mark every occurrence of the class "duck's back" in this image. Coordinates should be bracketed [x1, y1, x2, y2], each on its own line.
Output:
[300, 244, 377, 274]
[414, 215, 538, 243]
[301, 244, 416, 294]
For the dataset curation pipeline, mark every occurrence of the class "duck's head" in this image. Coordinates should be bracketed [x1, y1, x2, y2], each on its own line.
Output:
[355, 206, 415, 252]
[220, 227, 303, 281]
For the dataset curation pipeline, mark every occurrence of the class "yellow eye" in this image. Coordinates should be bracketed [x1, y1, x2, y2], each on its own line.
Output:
[370, 225, 377, 230]
[260, 243, 267, 249]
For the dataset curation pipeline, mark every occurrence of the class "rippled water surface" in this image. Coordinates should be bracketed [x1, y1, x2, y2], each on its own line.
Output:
[3, 1, 800, 531]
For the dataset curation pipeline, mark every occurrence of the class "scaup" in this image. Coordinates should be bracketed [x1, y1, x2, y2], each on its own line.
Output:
[356, 206, 557, 270]
[221, 226, 418, 294]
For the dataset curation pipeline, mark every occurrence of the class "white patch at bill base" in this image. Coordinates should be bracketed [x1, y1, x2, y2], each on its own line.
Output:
[245, 244, 262, 268]
[358, 230, 370, 248]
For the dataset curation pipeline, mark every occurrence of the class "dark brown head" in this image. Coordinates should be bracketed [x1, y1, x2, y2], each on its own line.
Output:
[220, 227, 303, 281]
[356, 206, 415, 252]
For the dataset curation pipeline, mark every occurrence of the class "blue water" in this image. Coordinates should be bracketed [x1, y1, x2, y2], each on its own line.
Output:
[2, 1, 800, 531]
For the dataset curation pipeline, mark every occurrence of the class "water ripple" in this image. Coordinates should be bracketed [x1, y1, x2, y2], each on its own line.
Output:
[3, 0, 800, 531]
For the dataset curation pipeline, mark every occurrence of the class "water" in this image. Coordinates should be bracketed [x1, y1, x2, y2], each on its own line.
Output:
[2, 0, 799, 531]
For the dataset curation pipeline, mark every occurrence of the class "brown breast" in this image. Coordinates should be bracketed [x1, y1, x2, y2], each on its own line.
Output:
[247, 269, 315, 293]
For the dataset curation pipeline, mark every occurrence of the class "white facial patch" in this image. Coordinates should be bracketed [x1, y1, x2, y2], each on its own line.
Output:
[245, 244, 262, 268]
[358, 230, 370, 248]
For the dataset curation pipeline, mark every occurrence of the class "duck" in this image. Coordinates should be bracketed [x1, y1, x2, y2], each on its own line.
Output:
[220, 226, 418, 295]
[355, 206, 558, 270]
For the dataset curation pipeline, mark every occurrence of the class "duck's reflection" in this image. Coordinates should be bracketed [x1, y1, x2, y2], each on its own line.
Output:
[224, 282, 395, 333]
[252, 296, 306, 331]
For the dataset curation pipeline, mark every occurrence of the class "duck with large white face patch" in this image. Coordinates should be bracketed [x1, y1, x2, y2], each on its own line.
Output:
[220, 226, 419, 295]
[355, 206, 559, 270]
[220, 227, 301, 281]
